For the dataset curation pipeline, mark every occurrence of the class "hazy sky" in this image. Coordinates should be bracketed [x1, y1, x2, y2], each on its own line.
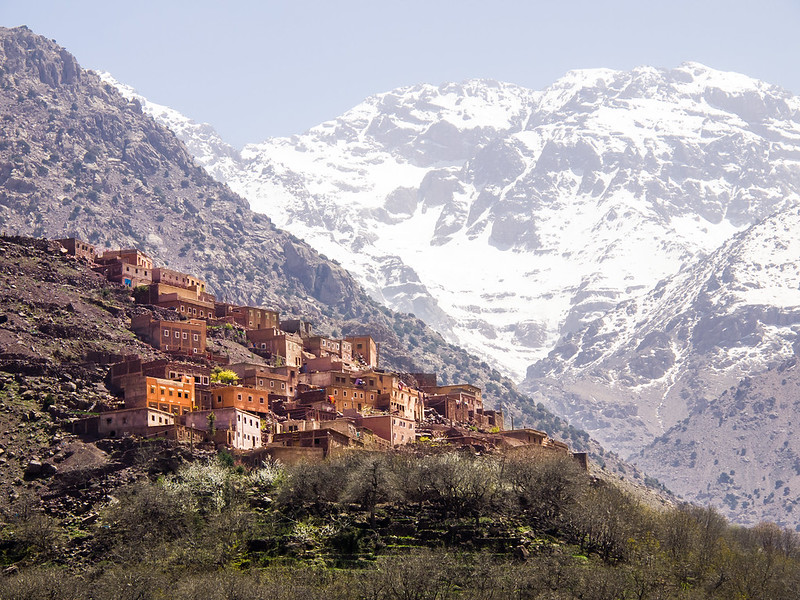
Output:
[3, 1, 800, 147]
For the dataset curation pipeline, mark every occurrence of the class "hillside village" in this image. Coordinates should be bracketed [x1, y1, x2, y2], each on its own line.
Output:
[55, 237, 583, 465]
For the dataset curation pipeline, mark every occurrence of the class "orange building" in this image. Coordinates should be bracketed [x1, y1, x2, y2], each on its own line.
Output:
[208, 384, 271, 417]
[118, 374, 197, 415]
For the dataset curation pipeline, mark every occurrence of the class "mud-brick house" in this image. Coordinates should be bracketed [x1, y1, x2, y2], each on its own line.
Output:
[298, 370, 381, 414]
[55, 237, 97, 262]
[150, 292, 216, 321]
[498, 428, 548, 447]
[94, 249, 153, 287]
[270, 419, 388, 458]
[367, 370, 423, 422]
[97, 407, 176, 438]
[140, 267, 216, 317]
[151, 267, 209, 297]
[109, 357, 211, 392]
[227, 362, 294, 401]
[280, 319, 313, 339]
[247, 327, 303, 368]
[423, 383, 483, 424]
[346, 336, 379, 368]
[184, 408, 262, 450]
[130, 315, 207, 356]
[206, 384, 272, 418]
[305, 336, 353, 362]
[355, 414, 416, 446]
[215, 303, 279, 330]
[117, 373, 197, 415]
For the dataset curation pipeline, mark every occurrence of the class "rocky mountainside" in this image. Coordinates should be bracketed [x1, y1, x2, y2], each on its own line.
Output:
[524, 204, 800, 525]
[0, 26, 611, 458]
[111, 64, 800, 381]
[635, 358, 800, 528]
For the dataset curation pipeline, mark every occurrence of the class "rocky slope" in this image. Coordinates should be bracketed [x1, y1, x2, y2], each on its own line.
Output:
[523, 204, 800, 525]
[635, 359, 800, 528]
[111, 64, 800, 381]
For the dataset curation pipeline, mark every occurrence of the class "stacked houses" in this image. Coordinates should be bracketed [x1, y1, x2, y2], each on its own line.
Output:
[57, 237, 583, 464]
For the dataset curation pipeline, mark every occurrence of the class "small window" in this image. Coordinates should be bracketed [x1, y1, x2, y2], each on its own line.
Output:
[248, 395, 253, 402]
[164, 330, 169, 337]
[175, 331, 180, 338]
[180, 306, 185, 313]
[270, 381, 274, 388]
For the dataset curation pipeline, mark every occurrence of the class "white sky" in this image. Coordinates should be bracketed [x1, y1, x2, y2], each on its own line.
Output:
[3, 0, 799, 148]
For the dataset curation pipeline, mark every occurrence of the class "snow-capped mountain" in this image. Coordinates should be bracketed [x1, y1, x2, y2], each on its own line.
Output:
[103, 64, 800, 383]
[525, 203, 800, 455]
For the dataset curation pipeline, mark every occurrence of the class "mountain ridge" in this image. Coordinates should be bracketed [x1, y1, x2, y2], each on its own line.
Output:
[117, 62, 800, 382]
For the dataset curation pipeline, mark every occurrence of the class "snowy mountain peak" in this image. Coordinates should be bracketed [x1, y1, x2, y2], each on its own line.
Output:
[104, 65, 800, 383]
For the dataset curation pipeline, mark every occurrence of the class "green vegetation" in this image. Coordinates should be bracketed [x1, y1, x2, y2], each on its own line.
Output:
[2, 448, 800, 599]
[210, 367, 238, 385]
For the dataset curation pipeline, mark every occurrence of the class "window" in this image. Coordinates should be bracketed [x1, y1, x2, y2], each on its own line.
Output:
[248, 395, 253, 403]
[281, 383, 285, 390]
[203, 377, 209, 385]
[175, 331, 180, 338]
[259, 397, 264, 404]
[182, 332, 188, 339]
[200, 310, 205, 317]
[270, 381, 274, 388]
[237, 394, 242, 401]
[216, 396, 222, 403]
[180, 306, 185, 313]
[160, 387, 166, 395]
[164, 329, 169, 337]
